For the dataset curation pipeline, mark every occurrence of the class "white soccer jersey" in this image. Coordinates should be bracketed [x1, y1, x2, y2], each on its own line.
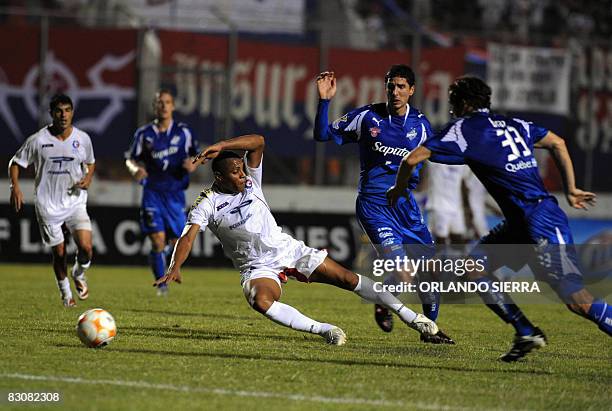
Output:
[426, 161, 466, 213]
[11, 126, 95, 222]
[187, 159, 297, 271]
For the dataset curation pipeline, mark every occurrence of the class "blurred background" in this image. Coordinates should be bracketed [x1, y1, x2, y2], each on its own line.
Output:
[1, 0, 611, 269]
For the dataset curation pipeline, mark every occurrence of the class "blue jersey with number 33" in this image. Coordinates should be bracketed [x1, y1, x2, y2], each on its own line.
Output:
[425, 109, 552, 222]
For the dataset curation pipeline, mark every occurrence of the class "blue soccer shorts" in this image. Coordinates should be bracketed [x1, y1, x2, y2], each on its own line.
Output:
[140, 189, 186, 239]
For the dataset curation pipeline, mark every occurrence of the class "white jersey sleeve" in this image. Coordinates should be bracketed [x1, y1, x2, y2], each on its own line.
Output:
[82, 133, 95, 164]
[245, 153, 263, 187]
[187, 190, 215, 230]
[11, 134, 37, 168]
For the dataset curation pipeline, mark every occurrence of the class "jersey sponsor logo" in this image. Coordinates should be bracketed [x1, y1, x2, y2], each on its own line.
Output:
[369, 127, 381, 137]
[229, 199, 253, 219]
[406, 128, 418, 140]
[379, 231, 393, 239]
[49, 156, 75, 169]
[373, 141, 411, 157]
[505, 158, 537, 173]
[151, 146, 179, 159]
[216, 201, 229, 211]
[332, 114, 348, 129]
[42, 144, 54, 148]
[229, 213, 253, 230]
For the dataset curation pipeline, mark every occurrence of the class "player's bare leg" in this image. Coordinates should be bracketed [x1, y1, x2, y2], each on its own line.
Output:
[52, 241, 74, 307]
[309, 257, 444, 339]
[71, 229, 92, 300]
[149, 231, 169, 295]
[243, 277, 345, 345]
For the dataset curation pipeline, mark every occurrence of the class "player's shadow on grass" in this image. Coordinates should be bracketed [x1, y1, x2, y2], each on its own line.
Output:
[78, 345, 553, 375]
[122, 308, 253, 321]
[119, 325, 316, 343]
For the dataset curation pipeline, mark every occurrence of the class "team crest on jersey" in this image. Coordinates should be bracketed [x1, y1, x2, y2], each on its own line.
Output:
[405, 128, 418, 140]
[72, 140, 80, 149]
[332, 114, 348, 129]
[369, 127, 381, 138]
[245, 179, 253, 189]
[170, 135, 180, 145]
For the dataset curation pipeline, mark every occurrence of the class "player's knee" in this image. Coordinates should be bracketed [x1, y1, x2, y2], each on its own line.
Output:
[566, 303, 590, 317]
[251, 293, 275, 314]
[78, 244, 93, 261]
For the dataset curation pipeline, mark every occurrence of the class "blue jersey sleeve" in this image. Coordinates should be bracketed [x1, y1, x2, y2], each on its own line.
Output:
[180, 124, 200, 157]
[424, 120, 467, 165]
[511, 118, 549, 146]
[314, 101, 370, 145]
[127, 129, 144, 161]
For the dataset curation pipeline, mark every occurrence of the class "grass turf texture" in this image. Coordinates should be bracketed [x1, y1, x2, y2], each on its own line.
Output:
[0, 264, 610, 411]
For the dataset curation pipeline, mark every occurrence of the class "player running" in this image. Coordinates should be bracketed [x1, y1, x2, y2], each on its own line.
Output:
[9, 94, 95, 307]
[388, 76, 612, 361]
[125, 89, 200, 295]
[314, 65, 453, 344]
[154, 134, 444, 345]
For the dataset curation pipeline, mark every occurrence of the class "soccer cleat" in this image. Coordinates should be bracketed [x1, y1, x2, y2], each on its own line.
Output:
[323, 326, 347, 346]
[374, 304, 393, 332]
[63, 297, 76, 307]
[73, 276, 89, 300]
[407, 313, 439, 337]
[156, 284, 169, 297]
[499, 327, 547, 362]
[420, 329, 456, 345]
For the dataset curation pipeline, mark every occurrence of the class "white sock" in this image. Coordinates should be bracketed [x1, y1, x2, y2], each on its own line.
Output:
[72, 259, 91, 279]
[353, 274, 417, 323]
[264, 301, 334, 335]
[57, 277, 72, 300]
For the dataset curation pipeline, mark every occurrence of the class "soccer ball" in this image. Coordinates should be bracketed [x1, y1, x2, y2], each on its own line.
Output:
[76, 308, 117, 348]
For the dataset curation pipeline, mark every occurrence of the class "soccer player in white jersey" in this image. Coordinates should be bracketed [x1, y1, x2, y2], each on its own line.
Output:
[154, 134, 445, 345]
[8, 94, 95, 307]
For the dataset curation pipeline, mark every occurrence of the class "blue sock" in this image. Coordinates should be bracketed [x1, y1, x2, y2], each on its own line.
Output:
[587, 299, 612, 336]
[474, 277, 535, 336]
[419, 290, 440, 322]
[149, 251, 166, 281]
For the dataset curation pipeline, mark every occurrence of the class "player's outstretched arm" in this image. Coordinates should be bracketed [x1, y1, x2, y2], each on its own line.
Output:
[387, 146, 432, 206]
[8, 162, 24, 213]
[193, 134, 265, 168]
[313, 71, 337, 142]
[154, 223, 200, 286]
[535, 131, 596, 210]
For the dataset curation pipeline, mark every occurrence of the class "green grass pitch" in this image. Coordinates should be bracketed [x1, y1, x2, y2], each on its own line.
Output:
[0, 264, 610, 411]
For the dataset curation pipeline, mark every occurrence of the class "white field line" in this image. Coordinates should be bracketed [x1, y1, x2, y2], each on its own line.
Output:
[1, 372, 478, 410]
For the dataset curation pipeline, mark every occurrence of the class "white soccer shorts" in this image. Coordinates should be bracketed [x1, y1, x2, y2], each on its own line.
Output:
[240, 240, 328, 290]
[36, 204, 92, 247]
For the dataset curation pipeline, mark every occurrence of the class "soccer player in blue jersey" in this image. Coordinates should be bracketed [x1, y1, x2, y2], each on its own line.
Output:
[388, 76, 612, 361]
[314, 65, 454, 344]
[125, 89, 200, 295]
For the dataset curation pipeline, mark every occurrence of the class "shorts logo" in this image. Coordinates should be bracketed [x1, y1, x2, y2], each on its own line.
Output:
[369, 127, 381, 138]
[216, 201, 229, 211]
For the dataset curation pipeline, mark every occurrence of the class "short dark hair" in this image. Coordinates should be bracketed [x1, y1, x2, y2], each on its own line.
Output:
[211, 151, 243, 174]
[449, 76, 491, 111]
[155, 88, 174, 101]
[384, 64, 415, 86]
[49, 94, 73, 111]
